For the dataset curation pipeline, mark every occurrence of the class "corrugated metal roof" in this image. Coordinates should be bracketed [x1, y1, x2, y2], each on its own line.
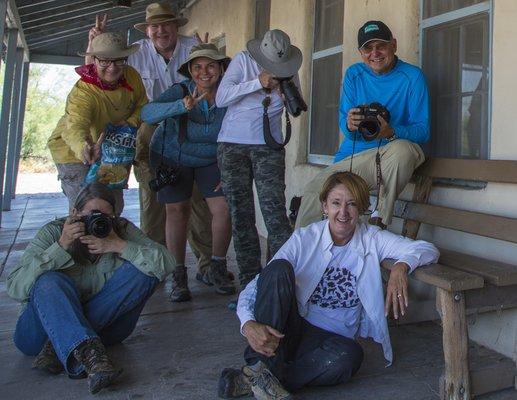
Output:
[11, 0, 186, 64]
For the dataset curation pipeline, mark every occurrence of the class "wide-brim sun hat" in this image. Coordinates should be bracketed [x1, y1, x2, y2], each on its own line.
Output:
[246, 29, 302, 78]
[78, 32, 140, 59]
[178, 43, 231, 79]
[134, 2, 188, 32]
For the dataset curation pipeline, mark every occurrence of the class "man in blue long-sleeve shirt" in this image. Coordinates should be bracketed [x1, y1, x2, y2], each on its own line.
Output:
[296, 20, 429, 229]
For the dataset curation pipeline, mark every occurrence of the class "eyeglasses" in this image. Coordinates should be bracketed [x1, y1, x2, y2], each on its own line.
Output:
[360, 41, 391, 54]
[95, 58, 128, 67]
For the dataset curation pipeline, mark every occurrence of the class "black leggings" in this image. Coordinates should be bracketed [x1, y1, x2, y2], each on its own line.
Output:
[244, 259, 364, 391]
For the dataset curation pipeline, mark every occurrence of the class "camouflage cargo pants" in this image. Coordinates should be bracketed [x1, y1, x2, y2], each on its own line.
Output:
[217, 143, 292, 286]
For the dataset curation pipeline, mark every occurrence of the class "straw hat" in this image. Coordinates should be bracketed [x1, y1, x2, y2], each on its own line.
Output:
[177, 43, 231, 78]
[134, 2, 188, 32]
[78, 32, 140, 59]
[246, 29, 302, 78]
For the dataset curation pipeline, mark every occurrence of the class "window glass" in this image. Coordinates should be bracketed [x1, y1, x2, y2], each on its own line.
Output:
[423, 14, 488, 159]
[423, 0, 485, 19]
[314, 0, 344, 52]
[255, 0, 271, 39]
[310, 53, 342, 156]
[309, 0, 344, 160]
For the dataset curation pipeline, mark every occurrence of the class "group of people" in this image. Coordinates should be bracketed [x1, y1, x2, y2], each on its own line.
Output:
[7, 3, 440, 399]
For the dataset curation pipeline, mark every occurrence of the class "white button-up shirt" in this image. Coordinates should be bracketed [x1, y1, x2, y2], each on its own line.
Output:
[128, 35, 198, 101]
[215, 51, 285, 145]
[236, 220, 440, 364]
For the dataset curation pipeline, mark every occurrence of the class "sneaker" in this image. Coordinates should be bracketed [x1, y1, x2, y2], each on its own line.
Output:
[170, 265, 192, 302]
[207, 259, 236, 295]
[72, 338, 122, 394]
[218, 368, 252, 398]
[242, 361, 291, 400]
[32, 339, 64, 375]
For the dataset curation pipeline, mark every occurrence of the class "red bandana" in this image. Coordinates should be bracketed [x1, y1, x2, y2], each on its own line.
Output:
[75, 64, 133, 92]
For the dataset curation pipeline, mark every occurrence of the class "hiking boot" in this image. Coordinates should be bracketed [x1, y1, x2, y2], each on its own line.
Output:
[72, 338, 122, 394]
[197, 270, 235, 287]
[170, 265, 192, 302]
[218, 368, 252, 398]
[32, 339, 63, 375]
[207, 259, 236, 295]
[242, 361, 292, 400]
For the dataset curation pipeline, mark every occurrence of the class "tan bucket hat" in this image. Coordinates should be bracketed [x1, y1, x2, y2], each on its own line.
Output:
[134, 2, 188, 32]
[177, 43, 231, 78]
[78, 32, 140, 59]
[247, 29, 302, 78]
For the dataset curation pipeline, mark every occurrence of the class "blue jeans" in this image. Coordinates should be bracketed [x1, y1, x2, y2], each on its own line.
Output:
[13, 261, 158, 376]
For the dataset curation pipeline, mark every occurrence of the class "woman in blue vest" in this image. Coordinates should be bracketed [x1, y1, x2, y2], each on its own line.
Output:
[141, 43, 234, 301]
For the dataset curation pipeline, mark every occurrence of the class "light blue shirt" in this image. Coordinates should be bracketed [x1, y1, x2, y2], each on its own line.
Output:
[335, 58, 430, 162]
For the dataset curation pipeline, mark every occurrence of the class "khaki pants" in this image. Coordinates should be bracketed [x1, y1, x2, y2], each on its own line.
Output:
[296, 140, 425, 228]
[134, 123, 213, 274]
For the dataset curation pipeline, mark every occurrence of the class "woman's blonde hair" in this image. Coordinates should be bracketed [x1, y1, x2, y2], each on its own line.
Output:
[319, 171, 370, 215]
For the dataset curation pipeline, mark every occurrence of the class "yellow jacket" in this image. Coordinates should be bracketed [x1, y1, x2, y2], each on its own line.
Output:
[48, 66, 148, 164]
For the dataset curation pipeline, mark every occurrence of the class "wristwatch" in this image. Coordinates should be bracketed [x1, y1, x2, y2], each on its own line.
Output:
[387, 129, 396, 142]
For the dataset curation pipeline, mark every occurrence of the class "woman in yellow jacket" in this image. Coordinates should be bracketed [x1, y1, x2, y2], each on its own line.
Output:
[48, 32, 147, 214]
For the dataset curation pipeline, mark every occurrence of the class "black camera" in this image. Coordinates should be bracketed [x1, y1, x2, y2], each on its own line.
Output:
[149, 164, 181, 192]
[278, 78, 307, 117]
[81, 210, 113, 238]
[355, 102, 391, 141]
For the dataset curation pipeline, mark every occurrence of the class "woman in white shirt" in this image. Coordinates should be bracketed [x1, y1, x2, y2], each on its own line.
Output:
[218, 171, 439, 400]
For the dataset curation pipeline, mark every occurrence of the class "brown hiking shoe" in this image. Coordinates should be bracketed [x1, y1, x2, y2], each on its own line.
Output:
[32, 339, 63, 375]
[218, 367, 252, 398]
[170, 265, 192, 302]
[73, 338, 122, 394]
[207, 259, 236, 295]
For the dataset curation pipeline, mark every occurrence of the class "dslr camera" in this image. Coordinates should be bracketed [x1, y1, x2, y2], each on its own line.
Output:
[278, 78, 308, 117]
[355, 102, 391, 141]
[149, 164, 181, 192]
[81, 210, 113, 238]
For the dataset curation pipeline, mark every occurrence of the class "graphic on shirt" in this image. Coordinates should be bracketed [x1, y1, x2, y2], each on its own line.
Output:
[309, 265, 359, 309]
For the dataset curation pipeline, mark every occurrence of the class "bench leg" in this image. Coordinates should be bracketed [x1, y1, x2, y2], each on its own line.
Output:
[437, 288, 471, 400]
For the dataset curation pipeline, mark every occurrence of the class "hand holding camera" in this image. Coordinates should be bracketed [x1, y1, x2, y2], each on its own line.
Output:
[258, 71, 279, 90]
[59, 216, 86, 250]
[348, 103, 392, 141]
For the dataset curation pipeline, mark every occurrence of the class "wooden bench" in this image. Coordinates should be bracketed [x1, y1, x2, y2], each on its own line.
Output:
[381, 158, 517, 400]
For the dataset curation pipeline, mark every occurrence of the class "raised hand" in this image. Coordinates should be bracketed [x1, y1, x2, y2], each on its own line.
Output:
[195, 31, 210, 43]
[89, 14, 108, 42]
[182, 88, 207, 111]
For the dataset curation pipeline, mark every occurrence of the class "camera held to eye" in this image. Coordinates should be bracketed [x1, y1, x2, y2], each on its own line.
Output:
[277, 77, 308, 117]
[149, 164, 181, 192]
[81, 210, 113, 238]
[355, 102, 391, 141]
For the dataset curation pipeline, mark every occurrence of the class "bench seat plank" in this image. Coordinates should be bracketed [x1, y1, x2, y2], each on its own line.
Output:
[439, 249, 517, 286]
[381, 260, 484, 292]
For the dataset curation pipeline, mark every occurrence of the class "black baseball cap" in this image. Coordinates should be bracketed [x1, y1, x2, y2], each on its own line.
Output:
[357, 20, 393, 49]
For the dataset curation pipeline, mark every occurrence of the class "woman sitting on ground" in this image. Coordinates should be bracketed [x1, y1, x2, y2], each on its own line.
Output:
[7, 183, 175, 395]
[141, 43, 234, 301]
[47, 32, 148, 215]
[218, 171, 440, 400]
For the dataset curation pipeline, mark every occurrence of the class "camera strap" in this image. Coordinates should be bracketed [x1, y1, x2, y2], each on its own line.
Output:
[262, 93, 291, 150]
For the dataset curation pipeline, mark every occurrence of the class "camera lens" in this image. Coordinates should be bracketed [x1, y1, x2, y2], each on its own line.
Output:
[84, 210, 113, 238]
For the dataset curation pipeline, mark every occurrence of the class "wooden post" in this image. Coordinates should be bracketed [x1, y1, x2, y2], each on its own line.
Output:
[437, 288, 471, 400]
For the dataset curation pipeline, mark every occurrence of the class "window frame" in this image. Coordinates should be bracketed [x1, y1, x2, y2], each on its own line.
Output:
[419, 0, 493, 159]
[307, 0, 344, 166]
